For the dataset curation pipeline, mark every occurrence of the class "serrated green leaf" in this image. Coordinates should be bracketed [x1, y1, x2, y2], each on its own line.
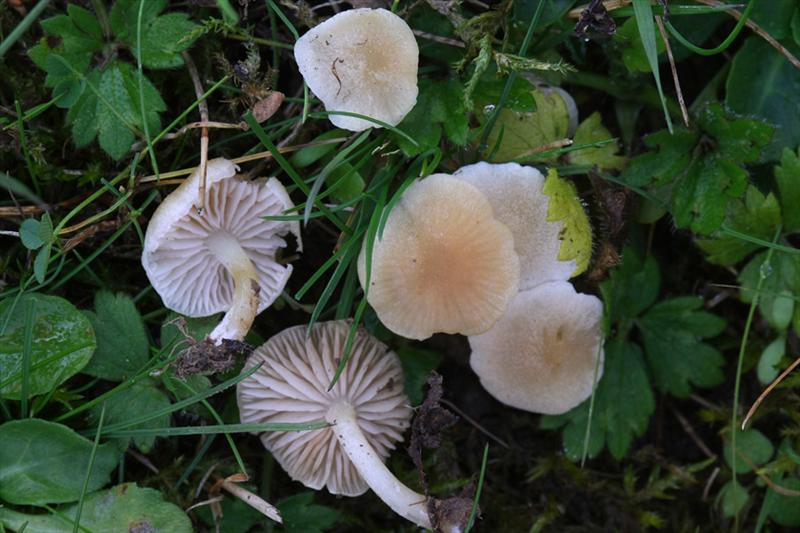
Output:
[0, 419, 118, 505]
[727, 37, 800, 162]
[543, 339, 654, 461]
[135, 13, 199, 69]
[97, 64, 137, 159]
[67, 71, 101, 147]
[775, 147, 800, 233]
[0, 294, 96, 399]
[724, 429, 774, 474]
[110, 0, 167, 41]
[568, 112, 627, 171]
[696, 186, 782, 266]
[621, 103, 772, 235]
[601, 246, 661, 324]
[90, 381, 170, 452]
[637, 296, 726, 397]
[277, 491, 342, 533]
[394, 78, 468, 156]
[620, 129, 697, 188]
[83, 291, 150, 381]
[67, 4, 103, 41]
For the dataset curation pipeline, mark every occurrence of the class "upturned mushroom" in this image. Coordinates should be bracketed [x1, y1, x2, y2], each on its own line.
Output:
[294, 8, 419, 131]
[468, 281, 605, 415]
[142, 158, 300, 344]
[358, 174, 520, 340]
[452, 161, 587, 290]
[237, 320, 469, 532]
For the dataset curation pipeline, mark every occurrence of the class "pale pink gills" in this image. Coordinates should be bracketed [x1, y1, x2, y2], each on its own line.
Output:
[469, 281, 605, 415]
[294, 8, 418, 131]
[453, 161, 575, 290]
[142, 158, 301, 343]
[358, 174, 520, 340]
[237, 321, 439, 529]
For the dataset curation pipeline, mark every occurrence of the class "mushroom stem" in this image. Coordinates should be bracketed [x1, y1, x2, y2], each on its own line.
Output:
[206, 231, 260, 343]
[326, 401, 432, 530]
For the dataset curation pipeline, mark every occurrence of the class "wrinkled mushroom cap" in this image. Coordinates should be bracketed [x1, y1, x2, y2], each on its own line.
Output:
[237, 321, 411, 496]
[358, 174, 520, 340]
[294, 8, 419, 131]
[453, 161, 575, 290]
[142, 158, 301, 317]
[469, 281, 604, 415]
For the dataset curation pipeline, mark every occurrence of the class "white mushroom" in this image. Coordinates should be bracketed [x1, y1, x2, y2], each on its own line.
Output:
[358, 174, 520, 340]
[294, 8, 419, 131]
[468, 281, 605, 415]
[453, 161, 576, 290]
[142, 158, 301, 343]
[238, 321, 460, 531]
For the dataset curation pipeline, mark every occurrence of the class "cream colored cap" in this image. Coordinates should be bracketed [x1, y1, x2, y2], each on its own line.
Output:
[294, 8, 418, 131]
[469, 281, 604, 415]
[358, 174, 520, 340]
[453, 161, 575, 290]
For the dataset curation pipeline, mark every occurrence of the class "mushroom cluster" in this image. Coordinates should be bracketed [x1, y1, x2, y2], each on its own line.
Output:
[359, 161, 604, 415]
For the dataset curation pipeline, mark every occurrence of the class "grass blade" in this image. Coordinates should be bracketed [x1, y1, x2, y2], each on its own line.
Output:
[632, 0, 673, 133]
[465, 443, 490, 532]
[73, 404, 105, 533]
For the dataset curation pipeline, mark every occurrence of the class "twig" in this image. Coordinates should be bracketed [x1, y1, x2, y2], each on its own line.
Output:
[702, 467, 719, 501]
[411, 29, 465, 48]
[671, 407, 716, 459]
[138, 138, 347, 183]
[742, 356, 800, 430]
[130, 121, 246, 151]
[440, 399, 510, 449]
[516, 138, 573, 159]
[186, 496, 224, 512]
[182, 51, 210, 215]
[216, 474, 282, 523]
[655, 16, 689, 127]
[126, 448, 159, 474]
[735, 448, 800, 497]
[568, 0, 630, 18]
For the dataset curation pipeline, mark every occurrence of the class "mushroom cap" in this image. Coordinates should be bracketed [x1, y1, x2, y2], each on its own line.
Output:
[142, 158, 301, 317]
[358, 174, 520, 340]
[453, 161, 575, 290]
[468, 281, 604, 415]
[294, 8, 419, 131]
[236, 320, 411, 497]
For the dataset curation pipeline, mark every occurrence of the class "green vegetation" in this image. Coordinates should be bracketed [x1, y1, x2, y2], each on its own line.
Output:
[2, 0, 800, 531]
